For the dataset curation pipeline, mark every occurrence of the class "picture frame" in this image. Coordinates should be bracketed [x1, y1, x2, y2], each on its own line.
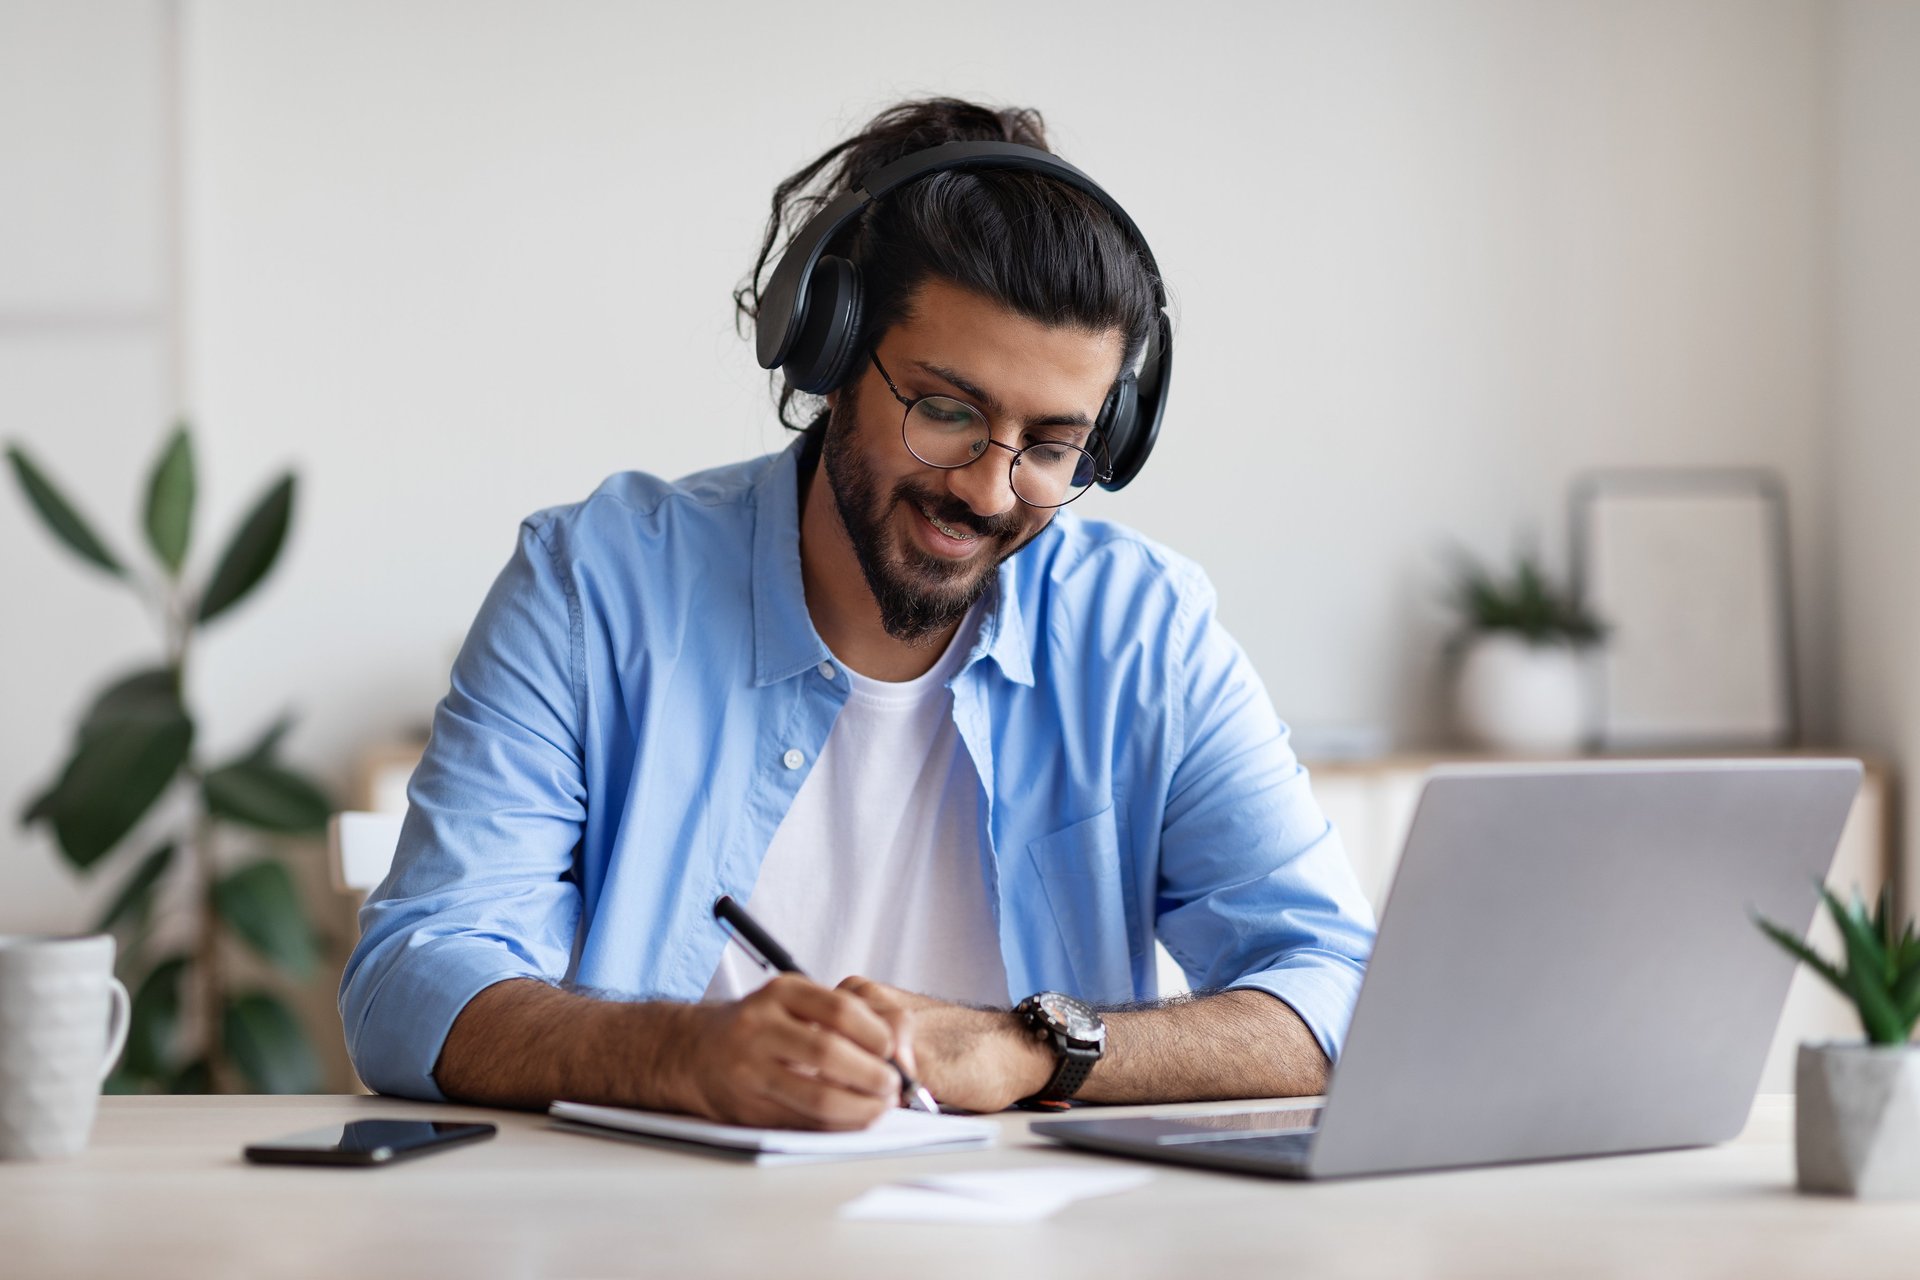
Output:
[1571, 469, 1797, 750]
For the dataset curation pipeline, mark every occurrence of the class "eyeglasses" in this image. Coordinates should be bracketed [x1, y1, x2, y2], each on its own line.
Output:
[869, 352, 1111, 510]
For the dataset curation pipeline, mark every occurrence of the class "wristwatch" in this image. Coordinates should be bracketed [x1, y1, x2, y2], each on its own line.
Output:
[1015, 991, 1106, 1103]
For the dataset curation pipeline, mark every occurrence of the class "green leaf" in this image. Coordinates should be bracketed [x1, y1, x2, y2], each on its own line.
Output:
[224, 990, 319, 1094]
[1823, 887, 1908, 1044]
[20, 780, 60, 827]
[92, 841, 177, 934]
[214, 858, 317, 980]
[45, 714, 194, 869]
[124, 955, 190, 1079]
[1825, 885, 1890, 975]
[196, 473, 295, 625]
[1894, 969, 1920, 1036]
[143, 425, 195, 575]
[5, 443, 125, 577]
[1444, 547, 1604, 644]
[1754, 914, 1848, 998]
[77, 667, 183, 741]
[202, 759, 331, 834]
[1889, 927, 1920, 1038]
[240, 712, 296, 765]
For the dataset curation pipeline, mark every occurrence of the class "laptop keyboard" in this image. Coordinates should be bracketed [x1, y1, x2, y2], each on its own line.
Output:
[1154, 1109, 1322, 1145]
[1167, 1131, 1318, 1159]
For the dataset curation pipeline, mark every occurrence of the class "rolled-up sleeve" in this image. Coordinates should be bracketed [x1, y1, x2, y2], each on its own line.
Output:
[339, 517, 587, 1100]
[1152, 567, 1376, 1063]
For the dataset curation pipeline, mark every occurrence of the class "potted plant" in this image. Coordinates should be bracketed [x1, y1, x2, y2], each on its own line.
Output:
[7, 426, 331, 1094]
[1445, 550, 1605, 753]
[1756, 887, 1920, 1198]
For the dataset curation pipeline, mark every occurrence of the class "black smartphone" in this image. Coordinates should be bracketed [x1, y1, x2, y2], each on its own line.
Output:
[243, 1119, 497, 1167]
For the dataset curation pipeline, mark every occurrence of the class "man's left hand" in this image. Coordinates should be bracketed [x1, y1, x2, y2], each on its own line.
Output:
[835, 976, 1054, 1113]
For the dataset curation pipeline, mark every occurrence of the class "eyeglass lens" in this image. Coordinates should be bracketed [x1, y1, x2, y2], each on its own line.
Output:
[903, 397, 1099, 508]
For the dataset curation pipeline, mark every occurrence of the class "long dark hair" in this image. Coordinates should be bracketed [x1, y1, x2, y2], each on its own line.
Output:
[735, 98, 1162, 435]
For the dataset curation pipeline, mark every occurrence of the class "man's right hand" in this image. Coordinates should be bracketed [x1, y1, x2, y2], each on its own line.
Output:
[663, 973, 911, 1131]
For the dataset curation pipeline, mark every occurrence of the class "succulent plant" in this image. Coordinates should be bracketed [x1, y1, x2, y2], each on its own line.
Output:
[1447, 550, 1605, 646]
[1756, 885, 1920, 1046]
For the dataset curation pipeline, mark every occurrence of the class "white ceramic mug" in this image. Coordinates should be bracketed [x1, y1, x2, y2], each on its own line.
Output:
[0, 934, 132, 1161]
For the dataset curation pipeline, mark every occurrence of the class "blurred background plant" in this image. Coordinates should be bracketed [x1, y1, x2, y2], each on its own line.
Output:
[7, 426, 330, 1093]
[1443, 546, 1607, 754]
[1445, 549, 1606, 648]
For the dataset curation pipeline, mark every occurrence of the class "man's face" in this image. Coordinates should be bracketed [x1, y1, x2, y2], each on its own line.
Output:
[822, 278, 1125, 645]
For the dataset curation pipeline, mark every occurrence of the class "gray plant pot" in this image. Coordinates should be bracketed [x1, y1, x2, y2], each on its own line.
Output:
[1796, 1041, 1920, 1198]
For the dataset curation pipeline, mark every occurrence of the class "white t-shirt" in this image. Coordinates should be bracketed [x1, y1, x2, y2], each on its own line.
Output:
[704, 607, 1010, 1006]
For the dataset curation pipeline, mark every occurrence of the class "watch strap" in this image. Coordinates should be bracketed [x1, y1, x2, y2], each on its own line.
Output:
[1016, 993, 1103, 1103]
[1037, 1044, 1099, 1102]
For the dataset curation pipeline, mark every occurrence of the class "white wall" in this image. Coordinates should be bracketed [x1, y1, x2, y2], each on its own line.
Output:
[0, 0, 176, 932]
[1, 0, 1854, 934]
[1832, 0, 1920, 900]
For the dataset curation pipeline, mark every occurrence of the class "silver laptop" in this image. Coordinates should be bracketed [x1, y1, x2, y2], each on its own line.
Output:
[1033, 759, 1862, 1179]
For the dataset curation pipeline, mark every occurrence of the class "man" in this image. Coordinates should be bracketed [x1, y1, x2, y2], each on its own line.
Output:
[341, 98, 1375, 1131]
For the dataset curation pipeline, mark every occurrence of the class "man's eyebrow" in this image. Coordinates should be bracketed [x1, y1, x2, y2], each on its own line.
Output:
[911, 359, 1096, 431]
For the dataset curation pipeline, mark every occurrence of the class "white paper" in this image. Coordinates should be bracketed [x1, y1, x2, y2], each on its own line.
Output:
[549, 1100, 995, 1158]
[839, 1165, 1154, 1223]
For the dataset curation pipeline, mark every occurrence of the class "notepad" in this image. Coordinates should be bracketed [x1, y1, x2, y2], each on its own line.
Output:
[548, 1101, 997, 1165]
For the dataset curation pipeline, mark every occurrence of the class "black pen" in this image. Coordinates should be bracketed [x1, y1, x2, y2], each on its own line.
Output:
[712, 895, 940, 1115]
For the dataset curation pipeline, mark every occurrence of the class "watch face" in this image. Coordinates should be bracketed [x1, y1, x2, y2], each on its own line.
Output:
[1037, 992, 1104, 1043]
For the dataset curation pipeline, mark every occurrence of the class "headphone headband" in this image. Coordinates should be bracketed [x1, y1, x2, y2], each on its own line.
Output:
[754, 139, 1172, 491]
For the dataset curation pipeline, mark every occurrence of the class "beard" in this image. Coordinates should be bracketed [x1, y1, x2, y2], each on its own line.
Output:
[821, 383, 1030, 645]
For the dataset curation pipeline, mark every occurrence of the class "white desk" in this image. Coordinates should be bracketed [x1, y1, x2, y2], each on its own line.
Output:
[3, 1094, 1917, 1278]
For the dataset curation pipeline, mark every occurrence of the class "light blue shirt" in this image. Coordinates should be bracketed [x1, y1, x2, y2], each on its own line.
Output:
[340, 437, 1376, 1101]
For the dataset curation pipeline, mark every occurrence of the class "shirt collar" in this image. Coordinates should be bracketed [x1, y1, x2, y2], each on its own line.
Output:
[750, 435, 1036, 689]
[968, 557, 1035, 687]
[750, 440, 833, 687]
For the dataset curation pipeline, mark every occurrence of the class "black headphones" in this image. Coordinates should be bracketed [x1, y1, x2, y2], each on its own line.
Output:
[754, 140, 1172, 492]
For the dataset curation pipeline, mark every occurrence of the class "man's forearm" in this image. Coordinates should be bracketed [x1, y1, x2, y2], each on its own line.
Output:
[1080, 989, 1329, 1102]
[435, 978, 1328, 1115]
[910, 987, 1329, 1110]
[433, 978, 699, 1111]
[433, 974, 918, 1130]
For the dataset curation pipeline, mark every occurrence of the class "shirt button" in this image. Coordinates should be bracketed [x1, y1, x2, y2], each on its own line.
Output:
[782, 748, 805, 770]
[817, 661, 836, 680]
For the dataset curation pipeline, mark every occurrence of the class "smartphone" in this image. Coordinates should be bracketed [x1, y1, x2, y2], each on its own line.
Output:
[243, 1119, 497, 1167]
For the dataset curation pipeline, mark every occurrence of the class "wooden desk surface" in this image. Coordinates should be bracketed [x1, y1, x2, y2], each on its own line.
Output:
[3, 1094, 1916, 1278]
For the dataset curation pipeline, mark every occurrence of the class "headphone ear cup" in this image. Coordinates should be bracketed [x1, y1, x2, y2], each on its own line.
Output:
[782, 255, 863, 394]
[1096, 375, 1140, 489]
[1100, 313, 1171, 490]
[811, 264, 865, 393]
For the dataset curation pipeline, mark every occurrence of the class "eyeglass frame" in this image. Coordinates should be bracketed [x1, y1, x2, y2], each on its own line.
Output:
[867, 351, 1113, 509]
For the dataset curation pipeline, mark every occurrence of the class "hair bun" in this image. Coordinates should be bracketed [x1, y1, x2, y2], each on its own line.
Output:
[842, 98, 1051, 190]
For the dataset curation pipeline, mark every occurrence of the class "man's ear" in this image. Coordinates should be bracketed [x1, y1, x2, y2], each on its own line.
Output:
[823, 388, 839, 412]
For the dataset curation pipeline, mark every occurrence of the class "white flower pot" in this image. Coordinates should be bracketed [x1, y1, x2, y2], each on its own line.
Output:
[1453, 633, 1594, 754]
[1796, 1042, 1920, 1198]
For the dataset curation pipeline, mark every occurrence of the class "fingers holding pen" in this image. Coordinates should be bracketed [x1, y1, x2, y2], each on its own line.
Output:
[682, 978, 899, 1130]
[763, 973, 899, 1058]
[837, 974, 919, 1077]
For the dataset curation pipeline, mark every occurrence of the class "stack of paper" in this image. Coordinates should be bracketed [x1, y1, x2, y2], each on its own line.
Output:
[548, 1101, 996, 1165]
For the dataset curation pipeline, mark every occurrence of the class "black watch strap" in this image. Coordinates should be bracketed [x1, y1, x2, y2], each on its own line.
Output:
[1016, 992, 1104, 1104]
[1038, 1045, 1099, 1102]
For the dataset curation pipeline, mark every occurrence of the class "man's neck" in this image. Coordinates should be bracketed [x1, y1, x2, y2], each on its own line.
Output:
[797, 455, 964, 682]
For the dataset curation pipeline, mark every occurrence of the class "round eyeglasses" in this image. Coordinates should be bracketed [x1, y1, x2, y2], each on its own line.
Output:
[869, 352, 1111, 509]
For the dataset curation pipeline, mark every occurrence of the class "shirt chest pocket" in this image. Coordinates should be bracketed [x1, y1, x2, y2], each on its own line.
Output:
[1023, 805, 1137, 1004]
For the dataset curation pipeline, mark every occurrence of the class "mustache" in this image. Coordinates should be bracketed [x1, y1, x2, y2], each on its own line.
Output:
[893, 481, 1022, 541]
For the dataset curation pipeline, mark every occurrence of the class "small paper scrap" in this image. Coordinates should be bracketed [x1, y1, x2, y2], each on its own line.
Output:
[839, 1165, 1154, 1224]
